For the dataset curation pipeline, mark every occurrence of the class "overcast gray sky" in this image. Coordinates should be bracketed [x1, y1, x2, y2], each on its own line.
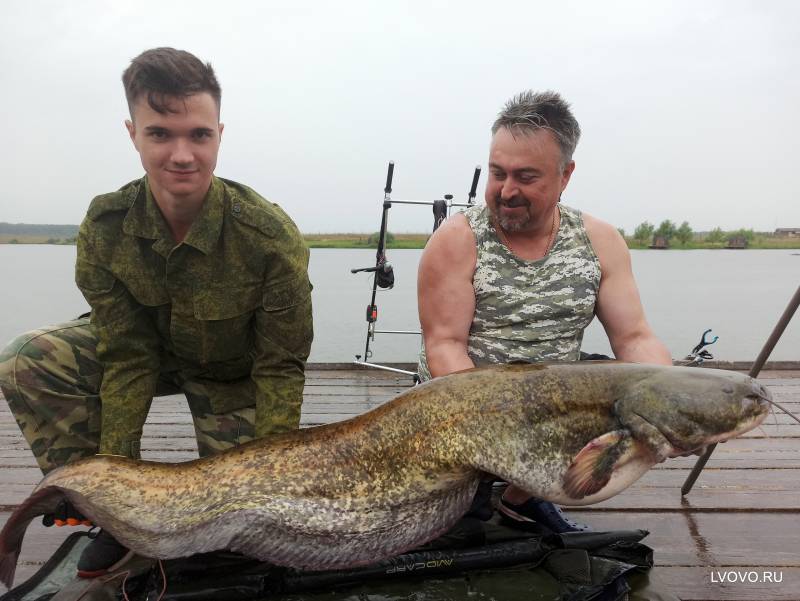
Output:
[1, 0, 798, 234]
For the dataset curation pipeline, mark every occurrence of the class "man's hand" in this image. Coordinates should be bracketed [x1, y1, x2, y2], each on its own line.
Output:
[42, 499, 92, 527]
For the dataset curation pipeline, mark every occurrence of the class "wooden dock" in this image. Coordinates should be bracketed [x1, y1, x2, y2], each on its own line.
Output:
[2, 366, 799, 600]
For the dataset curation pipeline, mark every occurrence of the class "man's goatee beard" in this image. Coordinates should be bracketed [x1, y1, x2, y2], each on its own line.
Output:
[498, 214, 531, 232]
[490, 202, 531, 233]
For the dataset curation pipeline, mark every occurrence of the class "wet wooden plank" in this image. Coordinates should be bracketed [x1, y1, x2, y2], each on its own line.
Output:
[0, 438, 199, 455]
[0, 467, 40, 484]
[452, 466, 800, 517]
[606, 466, 800, 490]
[567, 512, 800, 567]
[647, 567, 800, 600]
[301, 385, 406, 397]
[303, 379, 412, 388]
[740, 426, 799, 438]
[572, 513, 800, 600]
[305, 368, 413, 382]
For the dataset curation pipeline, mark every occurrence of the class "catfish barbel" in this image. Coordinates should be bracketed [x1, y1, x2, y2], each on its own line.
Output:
[0, 362, 771, 588]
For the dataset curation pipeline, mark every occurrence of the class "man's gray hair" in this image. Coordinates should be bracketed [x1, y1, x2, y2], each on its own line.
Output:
[492, 90, 581, 166]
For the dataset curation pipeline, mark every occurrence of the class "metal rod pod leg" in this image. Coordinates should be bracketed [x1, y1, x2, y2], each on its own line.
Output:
[681, 283, 800, 496]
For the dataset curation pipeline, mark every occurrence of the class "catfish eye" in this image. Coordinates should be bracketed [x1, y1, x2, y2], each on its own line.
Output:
[721, 383, 734, 395]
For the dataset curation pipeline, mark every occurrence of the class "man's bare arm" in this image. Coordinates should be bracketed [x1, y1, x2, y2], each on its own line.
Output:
[417, 214, 478, 377]
[584, 214, 672, 366]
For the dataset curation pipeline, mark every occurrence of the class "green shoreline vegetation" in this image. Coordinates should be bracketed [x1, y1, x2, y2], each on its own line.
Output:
[2, 221, 799, 249]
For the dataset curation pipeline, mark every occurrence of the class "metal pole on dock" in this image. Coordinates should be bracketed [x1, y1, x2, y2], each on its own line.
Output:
[681, 283, 800, 496]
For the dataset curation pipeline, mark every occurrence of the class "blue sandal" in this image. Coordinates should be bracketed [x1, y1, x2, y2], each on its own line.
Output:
[499, 497, 590, 533]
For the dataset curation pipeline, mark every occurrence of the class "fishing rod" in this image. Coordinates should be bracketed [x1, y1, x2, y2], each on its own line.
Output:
[350, 162, 482, 378]
[681, 283, 800, 495]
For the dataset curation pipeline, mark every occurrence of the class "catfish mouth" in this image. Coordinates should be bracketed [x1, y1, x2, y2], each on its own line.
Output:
[731, 381, 773, 436]
[701, 392, 771, 445]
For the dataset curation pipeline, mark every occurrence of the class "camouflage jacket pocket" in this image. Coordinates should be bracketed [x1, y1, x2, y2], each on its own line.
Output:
[75, 261, 116, 295]
[194, 284, 262, 320]
[123, 274, 170, 307]
[188, 285, 262, 363]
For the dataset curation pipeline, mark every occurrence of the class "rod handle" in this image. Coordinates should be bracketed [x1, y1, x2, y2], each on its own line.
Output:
[468, 165, 481, 200]
[384, 161, 395, 194]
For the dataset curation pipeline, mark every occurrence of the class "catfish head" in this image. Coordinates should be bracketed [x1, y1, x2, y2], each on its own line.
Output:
[615, 367, 771, 460]
[555, 366, 770, 505]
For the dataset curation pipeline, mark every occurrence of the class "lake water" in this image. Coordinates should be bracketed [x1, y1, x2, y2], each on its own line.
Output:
[1, 245, 798, 362]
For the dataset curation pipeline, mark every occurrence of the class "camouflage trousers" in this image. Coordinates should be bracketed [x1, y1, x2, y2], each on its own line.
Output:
[0, 317, 256, 474]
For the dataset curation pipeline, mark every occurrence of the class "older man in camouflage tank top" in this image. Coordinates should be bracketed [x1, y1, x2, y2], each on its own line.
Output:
[417, 90, 672, 532]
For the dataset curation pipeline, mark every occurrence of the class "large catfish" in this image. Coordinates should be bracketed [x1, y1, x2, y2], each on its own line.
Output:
[0, 362, 771, 588]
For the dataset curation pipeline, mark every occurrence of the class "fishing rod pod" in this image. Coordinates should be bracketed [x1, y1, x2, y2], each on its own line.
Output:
[351, 162, 481, 379]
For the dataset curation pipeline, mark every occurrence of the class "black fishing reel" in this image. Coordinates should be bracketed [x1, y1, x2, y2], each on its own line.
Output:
[350, 260, 395, 289]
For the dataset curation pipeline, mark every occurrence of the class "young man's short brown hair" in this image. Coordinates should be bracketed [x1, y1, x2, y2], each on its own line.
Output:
[122, 47, 221, 117]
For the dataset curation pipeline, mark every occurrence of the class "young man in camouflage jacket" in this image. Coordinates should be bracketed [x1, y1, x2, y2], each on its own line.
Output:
[0, 47, 313, 576]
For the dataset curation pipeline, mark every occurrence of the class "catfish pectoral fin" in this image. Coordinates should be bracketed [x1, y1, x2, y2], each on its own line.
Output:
[562, 430, 635, 499]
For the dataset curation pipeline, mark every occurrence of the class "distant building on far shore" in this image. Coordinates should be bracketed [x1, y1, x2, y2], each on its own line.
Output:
[649, 235, 669, 249]
[726, 236, 748, 249]
[775, 228, 800, 237]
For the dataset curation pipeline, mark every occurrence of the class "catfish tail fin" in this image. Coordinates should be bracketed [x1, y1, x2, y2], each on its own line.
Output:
[0, 486, 64, 589]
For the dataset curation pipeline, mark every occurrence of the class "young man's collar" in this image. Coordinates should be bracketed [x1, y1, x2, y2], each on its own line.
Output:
[122, 176, 224, 254]
[181, 177, 224, 254]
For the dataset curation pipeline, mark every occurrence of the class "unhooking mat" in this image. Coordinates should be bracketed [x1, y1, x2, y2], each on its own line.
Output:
[0, 517, 680, 601]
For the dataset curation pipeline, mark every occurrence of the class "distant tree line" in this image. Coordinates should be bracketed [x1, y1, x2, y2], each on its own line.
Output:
[0, 222, 79, 238]
[0, 221, 794, 249]
[6, 237, 77, 245]
[617, 220, 764, 248]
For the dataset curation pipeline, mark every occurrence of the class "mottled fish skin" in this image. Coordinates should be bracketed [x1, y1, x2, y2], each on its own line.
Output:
[0, 362, 770, 588]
